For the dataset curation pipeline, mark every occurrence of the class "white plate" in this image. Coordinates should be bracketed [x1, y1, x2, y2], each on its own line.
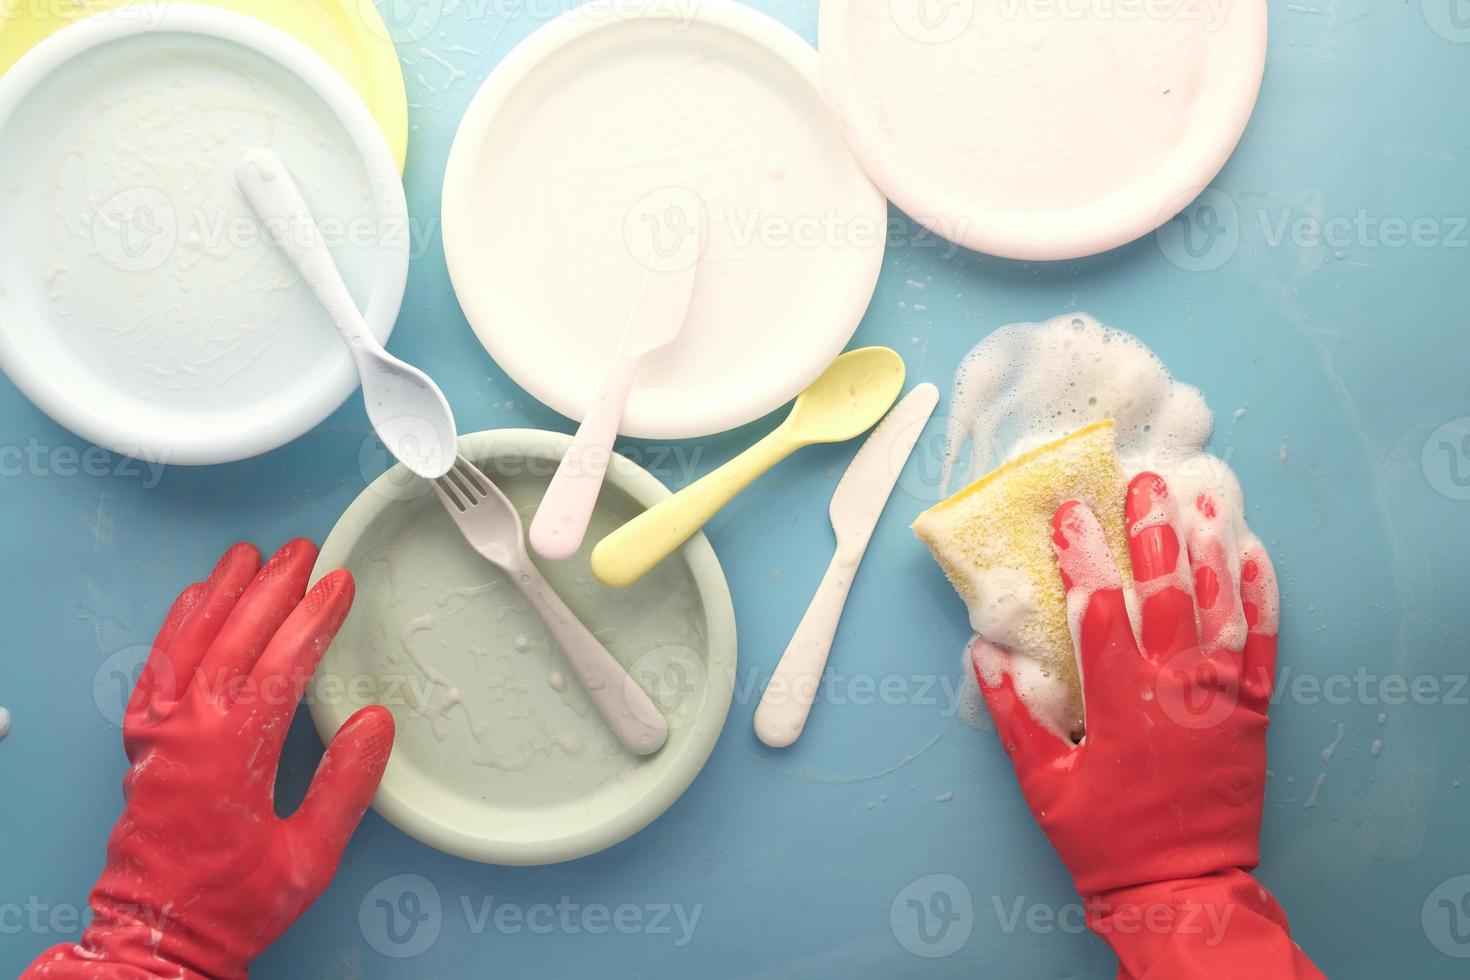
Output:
[442, 0, 887, 441]
[0, 7, 408, 465]
[819, 0, 1268, 261]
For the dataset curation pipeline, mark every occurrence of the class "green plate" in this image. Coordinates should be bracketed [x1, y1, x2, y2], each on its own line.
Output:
[309, 429, 737, 865]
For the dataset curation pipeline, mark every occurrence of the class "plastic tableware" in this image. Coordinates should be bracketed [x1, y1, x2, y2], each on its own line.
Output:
[754, 382, 940, 749]
[0, 8, 409, 466]
[442, 0, 887, 440]
[0, 0, 408, 170]
[308, 429, 737, 866]
[530, 199, 703, 561]
[237, 149, 455, 479]
[818, 0, 1268, 260]
[591, 347, 907, 589]
[430, 454, 668, 755]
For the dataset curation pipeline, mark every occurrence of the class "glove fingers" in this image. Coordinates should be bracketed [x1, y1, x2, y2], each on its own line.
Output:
[290, 705, 395, 860]
[145, 543, 261, 713]
[249, 570, 356, 740]
[1052, 500, 1137, 728]
[1185, 491, 1247, 657]
[973, 639, 1072, 769]
[196, 539, 318, 705]
[1123, 474, 1198, 665]
[1239, 540, 1280, 713]
[125, 580, 208, 733]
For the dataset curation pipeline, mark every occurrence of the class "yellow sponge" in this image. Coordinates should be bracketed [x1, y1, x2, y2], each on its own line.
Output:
[912, 420, 1132, 734]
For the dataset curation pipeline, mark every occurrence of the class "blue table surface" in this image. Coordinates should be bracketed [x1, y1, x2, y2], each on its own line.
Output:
[3, 1, 1469, 976]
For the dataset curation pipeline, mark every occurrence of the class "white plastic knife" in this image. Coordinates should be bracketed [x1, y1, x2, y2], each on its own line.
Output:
[754, 382, 941, 748]
[530, 198, 703, 561]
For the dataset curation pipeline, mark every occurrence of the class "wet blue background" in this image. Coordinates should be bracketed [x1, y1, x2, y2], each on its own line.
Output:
[3, 1, 1469, 976]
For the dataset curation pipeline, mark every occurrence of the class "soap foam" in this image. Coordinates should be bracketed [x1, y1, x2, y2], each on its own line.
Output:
[941, 313, 1214, 490]
[942, 314, 1263, 735]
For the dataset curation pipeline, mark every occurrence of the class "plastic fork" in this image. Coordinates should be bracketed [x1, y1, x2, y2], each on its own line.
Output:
[431, 455, 668, 756]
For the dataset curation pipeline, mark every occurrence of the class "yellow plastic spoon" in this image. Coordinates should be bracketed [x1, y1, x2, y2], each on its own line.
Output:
[590, 347, 907, 589]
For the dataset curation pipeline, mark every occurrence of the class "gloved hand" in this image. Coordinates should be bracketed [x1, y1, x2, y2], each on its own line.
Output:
[974, 473, 1322, 980]
[25, 540, 394, 980]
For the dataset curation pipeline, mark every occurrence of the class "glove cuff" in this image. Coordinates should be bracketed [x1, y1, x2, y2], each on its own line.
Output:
[1084, 870, 1324, 980]
[22, 938, 215, 980]
[21, 901, 242, 980]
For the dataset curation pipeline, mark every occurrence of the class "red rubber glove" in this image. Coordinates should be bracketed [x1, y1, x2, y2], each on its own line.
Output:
[974, 473, 1322, 980]
[25, 540, 394, 980]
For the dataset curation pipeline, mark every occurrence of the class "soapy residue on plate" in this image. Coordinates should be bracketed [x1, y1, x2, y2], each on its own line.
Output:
[331, 480, 711, 803]
[0, 36, 385, 412]
[940, 313, 1261, 732]
[375, 583, 598, 774]
[825, 1, 1262, 259]
[0, 705, 10, 741]
[449, 8, 885, 437]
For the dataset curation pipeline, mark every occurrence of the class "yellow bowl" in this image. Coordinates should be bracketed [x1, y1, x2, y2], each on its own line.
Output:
[0, 0, 407, 170]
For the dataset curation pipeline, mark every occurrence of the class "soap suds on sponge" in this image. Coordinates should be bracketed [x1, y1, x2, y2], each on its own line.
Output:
[916, 421, 1131, 735]
[918, 313, 1262, 738]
